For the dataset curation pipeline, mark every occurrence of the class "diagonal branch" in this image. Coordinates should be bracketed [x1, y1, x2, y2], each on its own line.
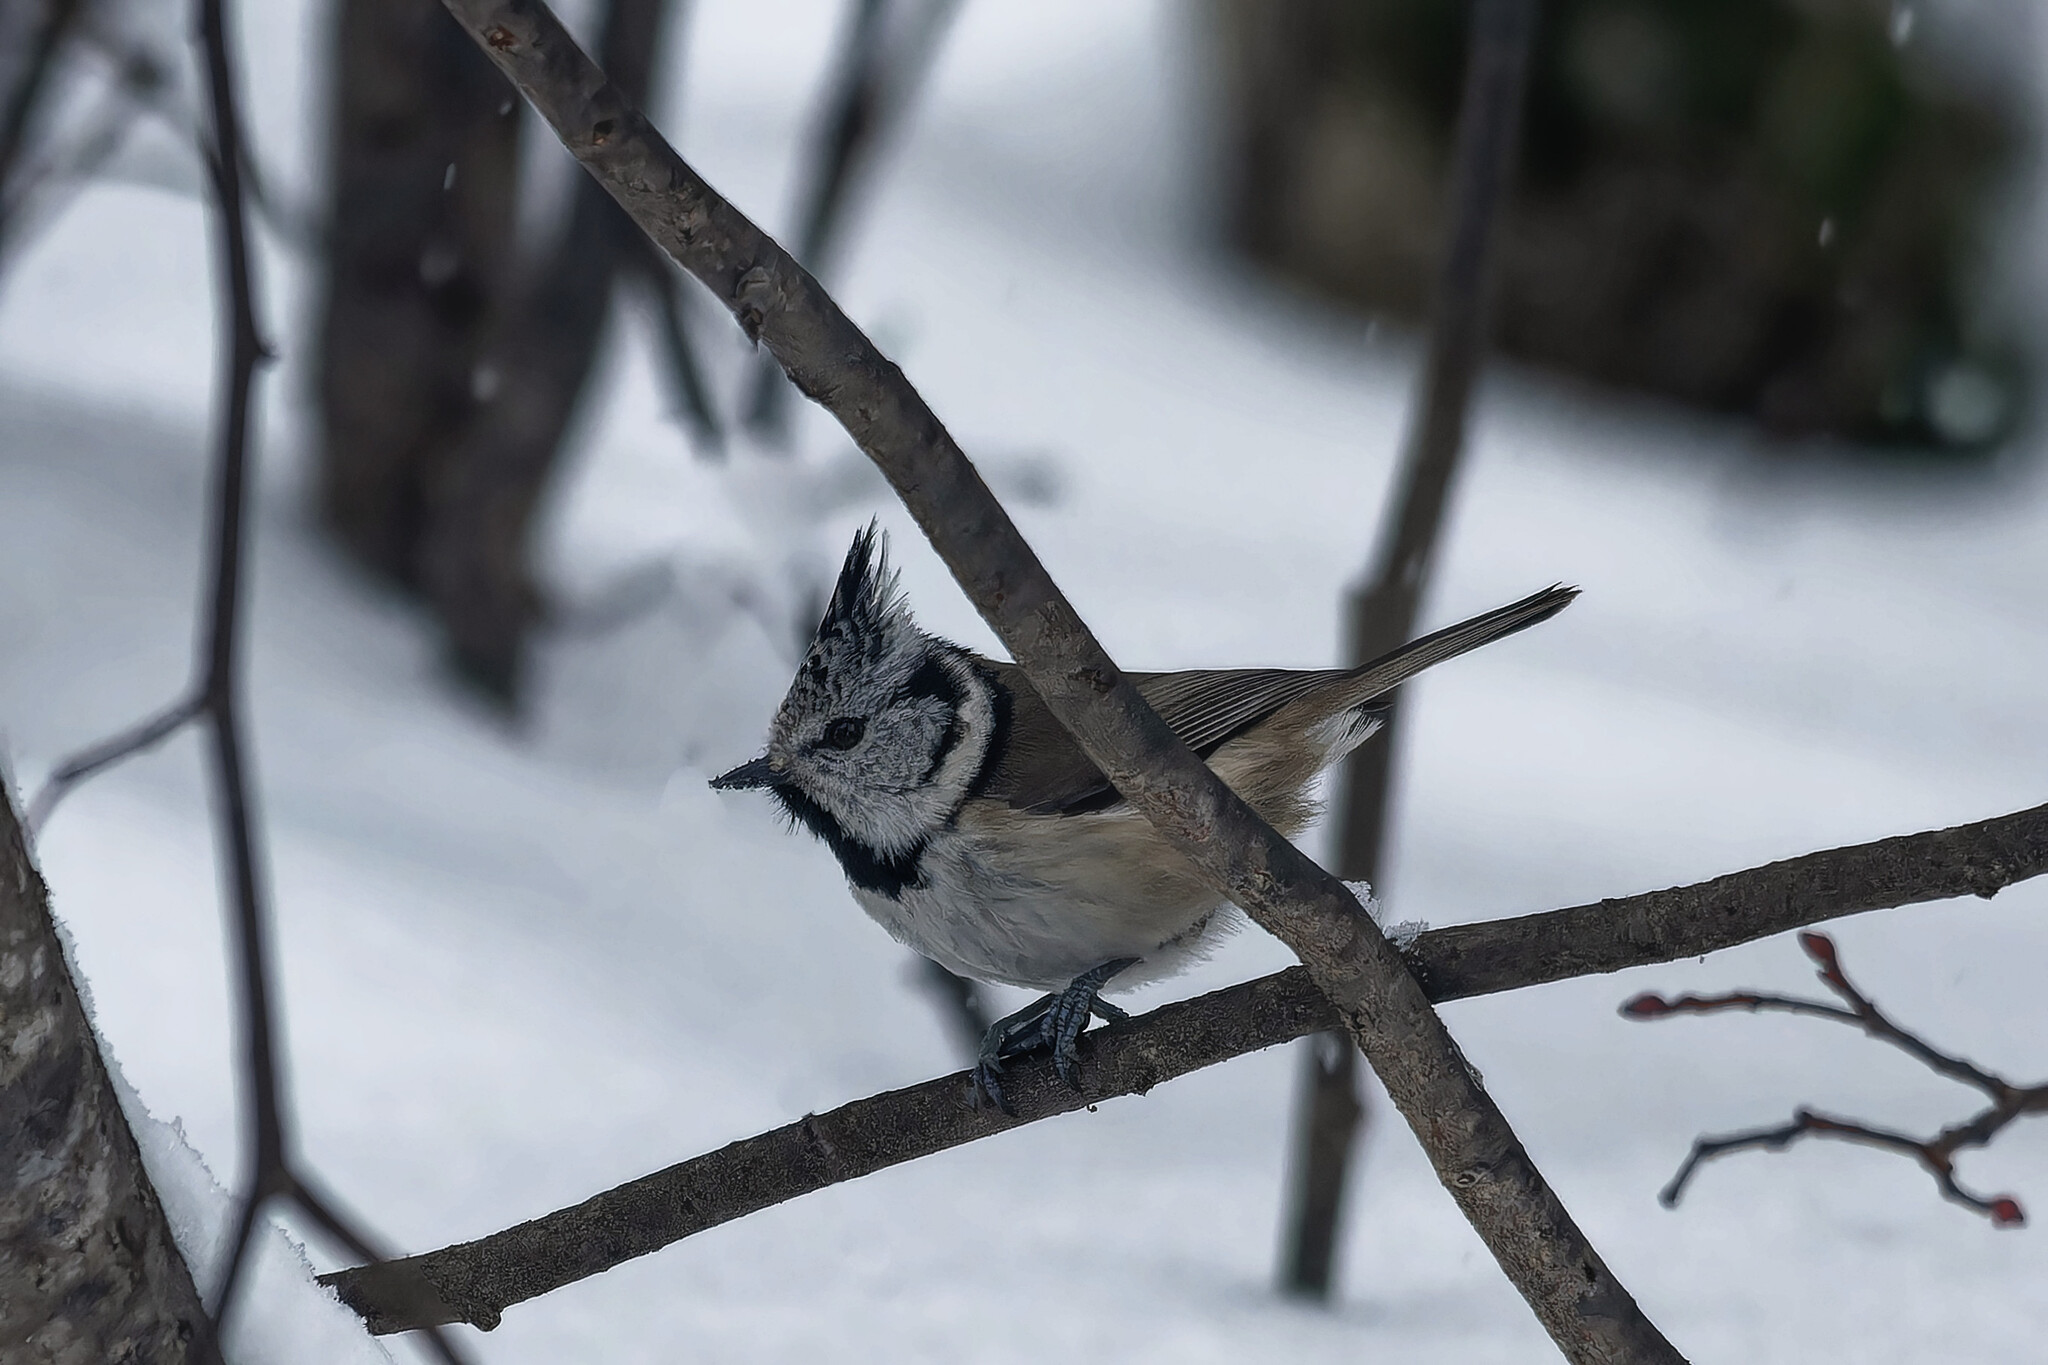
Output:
[435, 3, 1682, 1359]
[1626, 932, 2048, 1226]
[1796, 930, 2008, 1095]
[323, 800, 2048, 1335]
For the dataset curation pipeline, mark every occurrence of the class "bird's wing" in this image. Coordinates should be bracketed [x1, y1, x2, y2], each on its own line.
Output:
[977, 663, 1346, 816]
[973, 583, 1577, 817]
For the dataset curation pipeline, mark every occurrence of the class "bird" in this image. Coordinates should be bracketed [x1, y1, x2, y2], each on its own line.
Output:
[713, 524, 1575, 1110]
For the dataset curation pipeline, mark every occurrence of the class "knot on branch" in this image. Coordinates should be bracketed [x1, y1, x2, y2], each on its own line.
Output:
[1966, 859, 2014, 899]
[732, 265, 777, 343]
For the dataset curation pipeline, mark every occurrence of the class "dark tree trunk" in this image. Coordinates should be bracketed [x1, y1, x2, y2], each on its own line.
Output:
[315, 0, 522, 588]
[0, 785, 212, 1363]
[0, 0, 88, 267]
[1215, 0, 2019, 446]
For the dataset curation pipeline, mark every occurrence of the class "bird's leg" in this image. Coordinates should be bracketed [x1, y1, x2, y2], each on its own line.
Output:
[972, 958, 1138, 1112]
[973, 994, 1054, 1115]
[1043, 957, 1138, 1087]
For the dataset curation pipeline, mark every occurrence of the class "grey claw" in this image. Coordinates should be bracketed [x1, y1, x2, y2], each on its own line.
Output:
[971, 1059, 1015, 1116]
[970, 958, 1137, 1102]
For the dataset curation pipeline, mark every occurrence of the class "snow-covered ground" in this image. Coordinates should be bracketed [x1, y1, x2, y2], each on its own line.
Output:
[4, 2, 2048, 1361]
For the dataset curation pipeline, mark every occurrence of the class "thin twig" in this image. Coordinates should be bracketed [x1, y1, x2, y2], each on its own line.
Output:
[1626, 932, 2048, 1226]
[1286, 0, 1538, 1297]
[27, 692, 203, 836]
[626, 232, 725, 454]
[743, 0, 961, 442]
[325, 799, 2048, 1334]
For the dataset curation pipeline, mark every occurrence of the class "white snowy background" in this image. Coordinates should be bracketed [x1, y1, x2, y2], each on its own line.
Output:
[4, 1, 2047, 1361]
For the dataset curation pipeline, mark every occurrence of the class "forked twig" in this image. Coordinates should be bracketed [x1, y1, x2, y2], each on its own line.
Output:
[1624, 931, 2048, 1226]
[27, 693, 202, 834]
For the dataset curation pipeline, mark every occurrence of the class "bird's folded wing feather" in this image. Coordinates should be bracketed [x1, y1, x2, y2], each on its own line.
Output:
[978, 663, 1347, 815]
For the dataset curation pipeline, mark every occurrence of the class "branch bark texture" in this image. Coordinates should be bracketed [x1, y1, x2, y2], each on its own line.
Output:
[326, 798, 2048, 1335]
[434, 3, 1681, 1359]
[1, 783, 210, 1363]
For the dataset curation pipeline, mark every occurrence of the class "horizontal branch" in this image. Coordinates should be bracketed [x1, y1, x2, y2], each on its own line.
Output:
[326, 800, 2048, 1334]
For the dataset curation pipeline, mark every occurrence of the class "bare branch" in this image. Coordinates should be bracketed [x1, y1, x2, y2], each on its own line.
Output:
[1627, 932, 2048, 1227]
[21, 4, 484, 1359]
[325, 799, 2048, 1335]
[436, 0, 2048, 1351]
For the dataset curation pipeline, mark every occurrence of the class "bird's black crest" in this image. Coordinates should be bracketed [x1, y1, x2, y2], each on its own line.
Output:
[815, 522, 900, 662]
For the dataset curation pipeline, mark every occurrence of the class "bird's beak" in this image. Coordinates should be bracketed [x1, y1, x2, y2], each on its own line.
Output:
[709, 755, 782, 791]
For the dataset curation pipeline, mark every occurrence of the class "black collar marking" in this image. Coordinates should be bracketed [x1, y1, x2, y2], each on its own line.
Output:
[770, 782, 927, 898]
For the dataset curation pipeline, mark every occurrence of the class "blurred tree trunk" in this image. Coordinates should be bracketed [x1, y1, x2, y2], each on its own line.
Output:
[743, 0, 960, 444]
[315, 0, 522, 589]
[318, 0, 704, 701]
[0, 785, 212, 1363]
[1276, 0, 1536, 1300]
[418, 0, 679, 699]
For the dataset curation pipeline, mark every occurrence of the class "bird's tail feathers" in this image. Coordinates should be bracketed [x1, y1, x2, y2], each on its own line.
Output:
[1343, 583, 1577, 703]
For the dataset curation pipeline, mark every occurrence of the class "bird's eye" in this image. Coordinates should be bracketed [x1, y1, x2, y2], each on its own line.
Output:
[821, 717, 866, 750]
